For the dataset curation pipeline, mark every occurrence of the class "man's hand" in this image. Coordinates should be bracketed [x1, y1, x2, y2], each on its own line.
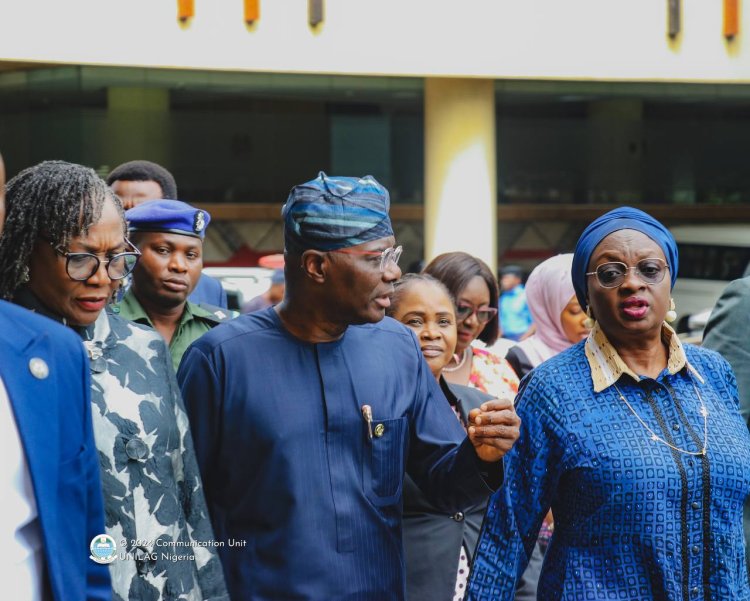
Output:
[467, 398, 520, 463]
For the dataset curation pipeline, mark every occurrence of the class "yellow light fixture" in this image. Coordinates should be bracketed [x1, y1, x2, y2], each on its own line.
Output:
[245, 0, 260, 24]
[724, 0, 739, 39]
[177, 0, 194, 22]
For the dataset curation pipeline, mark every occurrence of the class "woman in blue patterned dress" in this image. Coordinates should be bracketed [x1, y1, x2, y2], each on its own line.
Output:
[468, 207, 750, 601]
[0, 161, 228, 601]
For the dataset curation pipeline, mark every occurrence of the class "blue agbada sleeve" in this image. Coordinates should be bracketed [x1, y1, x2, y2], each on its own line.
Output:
[176, 343, 223, 510]
[404, 331, 503, 512]
[468, 371, 567, 600]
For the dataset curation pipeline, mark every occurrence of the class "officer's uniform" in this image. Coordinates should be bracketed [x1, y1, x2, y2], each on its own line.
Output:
[115, 292, 232, 372]
[115, 199, 236, 371]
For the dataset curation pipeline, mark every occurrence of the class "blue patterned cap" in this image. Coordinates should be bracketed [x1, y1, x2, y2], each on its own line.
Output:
[282, 172, 393, 252]
[126, 199, 211, 239]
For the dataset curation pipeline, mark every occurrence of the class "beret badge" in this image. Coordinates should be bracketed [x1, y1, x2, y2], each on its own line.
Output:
[194, 210, 206, 233]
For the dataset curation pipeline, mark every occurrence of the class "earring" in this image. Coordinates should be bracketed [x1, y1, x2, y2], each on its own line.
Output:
[583, 306, 595, 329]
[665, 298, 677, 323]
[20, 265, 30, 284]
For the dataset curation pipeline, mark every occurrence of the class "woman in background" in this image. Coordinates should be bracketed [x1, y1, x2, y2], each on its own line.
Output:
[388, 273, 514, 601]
[423, 252, 519, 400]
[505, 253, 589, 379]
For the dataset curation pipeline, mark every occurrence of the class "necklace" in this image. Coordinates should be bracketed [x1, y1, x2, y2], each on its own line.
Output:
[443, 348, 470, 373]
[612, 379, 708, 456]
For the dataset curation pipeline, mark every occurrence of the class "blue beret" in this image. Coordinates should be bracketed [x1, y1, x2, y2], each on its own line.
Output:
[572, 206, 679, 311]
[126, 199, 211, 239]
[282, 172, 393, 252]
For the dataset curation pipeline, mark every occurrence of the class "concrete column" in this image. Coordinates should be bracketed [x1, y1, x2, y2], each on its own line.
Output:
[424, 78, 497, 272]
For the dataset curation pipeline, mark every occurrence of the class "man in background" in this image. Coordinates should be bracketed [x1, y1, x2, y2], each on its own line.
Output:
[498, 264, 533, 341]
[107, 160, 177, 210]
[116, 199, 233, 371]
[703, 279, 750, 574]
[107, 159, 228, 308]
[241, 268, 285, 314]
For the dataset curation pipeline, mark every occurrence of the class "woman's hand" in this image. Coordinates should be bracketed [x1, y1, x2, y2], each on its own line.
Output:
[467, 399, 521, 463]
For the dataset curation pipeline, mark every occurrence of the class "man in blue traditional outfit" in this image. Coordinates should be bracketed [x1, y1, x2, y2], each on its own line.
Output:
[177, 172, 520, 601]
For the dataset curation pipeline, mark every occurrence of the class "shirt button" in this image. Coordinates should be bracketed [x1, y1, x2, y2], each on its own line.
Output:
[692, 501, 700, 510]
[672, 423, 679, 431]
[125, 437, 149, 461]
[691, 587, 699, 596]
[453, 512, 465, 522]
[692, 545, 700, 554]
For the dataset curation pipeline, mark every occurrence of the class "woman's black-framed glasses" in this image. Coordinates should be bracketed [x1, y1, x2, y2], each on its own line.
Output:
[586, 257, 669, 289]
[331, 245, 403, 272]
[456, 303, 498, 324]
[51, 238, 142, 281]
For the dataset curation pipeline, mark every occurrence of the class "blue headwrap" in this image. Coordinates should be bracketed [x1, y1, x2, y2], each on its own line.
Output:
[572, 207, 679, 310]
[282, 172, 394, 252]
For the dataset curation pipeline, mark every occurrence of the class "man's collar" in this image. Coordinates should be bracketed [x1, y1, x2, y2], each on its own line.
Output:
[179, 300, 198, 326]
[584, 321, 697, 393]
[117, 289, 200, 328]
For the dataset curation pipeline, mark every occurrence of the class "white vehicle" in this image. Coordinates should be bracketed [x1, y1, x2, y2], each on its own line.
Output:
[669, 224, 750, 336]
[202, 266, 274, 311]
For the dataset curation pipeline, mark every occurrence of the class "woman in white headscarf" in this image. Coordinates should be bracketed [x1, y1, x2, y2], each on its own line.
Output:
[505, 253, 589, 380]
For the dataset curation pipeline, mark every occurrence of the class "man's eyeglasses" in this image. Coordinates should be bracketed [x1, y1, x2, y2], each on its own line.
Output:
[586, 258, 669, 289]
[51, 238, 142, 282]
[331, 245, 403, 272]
[456, 303, 498, 324]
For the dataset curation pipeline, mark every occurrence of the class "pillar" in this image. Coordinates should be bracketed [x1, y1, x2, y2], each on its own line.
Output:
[424, 78, 497, 272]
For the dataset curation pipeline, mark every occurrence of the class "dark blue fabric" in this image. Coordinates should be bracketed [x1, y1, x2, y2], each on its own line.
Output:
[126, 198, 211, 239]
[467, 342, 750, 601]
[403, 379, 492, 601]
[188, 273, 228, 309]
[282, 172, 394, 252]
[178, 307, 498, 601]
[0, 301, 111, 601]
[571, 207, 679, 310]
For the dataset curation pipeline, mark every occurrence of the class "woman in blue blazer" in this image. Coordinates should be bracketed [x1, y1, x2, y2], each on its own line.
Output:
[0, 154, 110, 600]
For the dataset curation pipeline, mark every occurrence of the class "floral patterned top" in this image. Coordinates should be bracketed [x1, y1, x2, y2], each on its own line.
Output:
[84, 311, 229, 601]
[468, 347, 520, 400]
[14, 290, 228, 601]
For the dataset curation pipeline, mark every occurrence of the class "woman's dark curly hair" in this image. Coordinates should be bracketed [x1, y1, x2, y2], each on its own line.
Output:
[0, 160, 125, 299]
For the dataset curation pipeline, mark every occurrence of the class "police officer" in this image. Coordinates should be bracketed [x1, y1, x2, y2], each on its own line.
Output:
[116, 199, 234, 371]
